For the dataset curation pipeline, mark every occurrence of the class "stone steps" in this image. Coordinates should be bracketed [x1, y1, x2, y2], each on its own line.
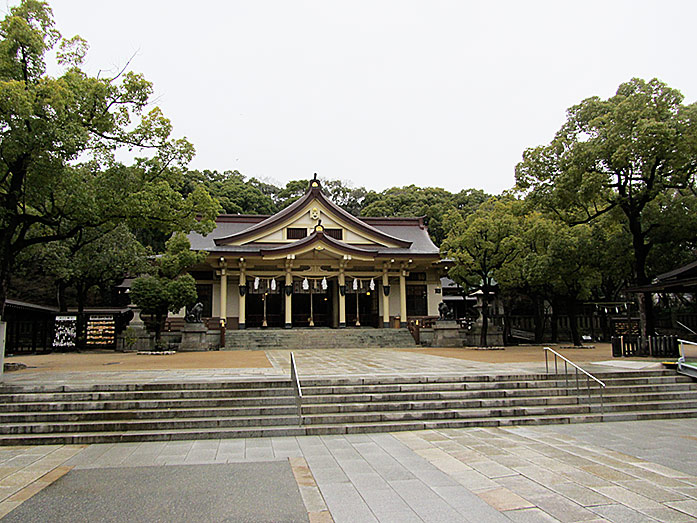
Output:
[299, 399, 697, 426]
[1, 369, 695, 445]
[0, 405, 299, 423]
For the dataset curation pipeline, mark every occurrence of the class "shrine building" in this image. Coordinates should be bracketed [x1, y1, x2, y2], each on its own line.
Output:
[185, 177, 443, 330]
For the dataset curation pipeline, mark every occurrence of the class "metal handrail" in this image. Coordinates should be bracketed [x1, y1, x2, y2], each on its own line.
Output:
[678, 339, 697, 362]
[543, 347, 605, 416]
[289, 352, 303, 425]
[544, 347, 606, 387]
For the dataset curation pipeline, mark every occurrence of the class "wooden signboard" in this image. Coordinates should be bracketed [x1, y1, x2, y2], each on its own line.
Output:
[86, 314, 116, 347]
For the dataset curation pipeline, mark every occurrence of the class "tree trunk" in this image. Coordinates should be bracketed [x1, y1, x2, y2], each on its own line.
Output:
[76, 282, 86, 314]
[480, 290, 489, 347]
[153, 311, 167, 349]
[550, 296, 559, 343]
[0, 253, 10, 322]
[567, 296, 582, 346]
[637, 291, 654, 340]
[0, 273, 7, 323]
[501, 304, 511, 346]
[627, 214, 654, 338]
[57, 281, 68, 312]
[599, 309, 610, 342]
[533, 295, 545, 343]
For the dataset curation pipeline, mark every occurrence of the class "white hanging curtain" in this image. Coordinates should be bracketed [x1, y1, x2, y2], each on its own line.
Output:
[321, 277, 327, 290]
[270, 278, 276, 291]
[254, 277, 260, 290]
[353, 278, 358, 291]
[302, 278, 309, 291]
[369, 279, 375, 291]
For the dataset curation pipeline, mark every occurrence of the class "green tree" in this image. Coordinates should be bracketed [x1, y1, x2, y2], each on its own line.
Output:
[275, 179, 310, 209]
[516, 78, 697, 337]
[442, 198, 523, 346]
[322, 179, 367, 216]
[0, 0, 218, 320]
[198, 170, 275, 215]
[496, 210, 557, 343]
[130, 233, 205, 348]
[28, 224, 148, 312]
[362, 186, 489, 246]
[546, 223, 602, 346]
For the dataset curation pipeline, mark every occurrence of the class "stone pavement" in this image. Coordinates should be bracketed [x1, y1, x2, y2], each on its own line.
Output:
[3, 344, 657, 385]
[1, 346, 689, 520]
[2, 419, 697, 521]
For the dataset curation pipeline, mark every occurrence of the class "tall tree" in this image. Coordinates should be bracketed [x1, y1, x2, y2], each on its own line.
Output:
[362, 185, 489, 246]
[130, 233, 205, 348]
[26, 224, 148, 312]
[442, 198, 523, 346]
[516, 78, 697, 337]
[0, 1, 218, 320]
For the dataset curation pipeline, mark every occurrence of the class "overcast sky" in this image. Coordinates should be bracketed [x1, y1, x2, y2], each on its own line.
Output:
[35, 1, 697, 195]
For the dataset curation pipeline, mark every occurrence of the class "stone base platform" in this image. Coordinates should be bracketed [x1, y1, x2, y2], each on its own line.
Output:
[224, 328, 416, 350]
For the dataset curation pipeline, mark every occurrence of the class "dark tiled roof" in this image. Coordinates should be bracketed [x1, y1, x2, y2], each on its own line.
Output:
[188, 213, 440, 256]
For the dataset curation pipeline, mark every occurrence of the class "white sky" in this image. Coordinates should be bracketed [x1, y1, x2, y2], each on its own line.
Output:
[35, 1, 697, 195]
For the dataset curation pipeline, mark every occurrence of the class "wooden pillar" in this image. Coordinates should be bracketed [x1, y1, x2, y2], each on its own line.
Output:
[399, 269, 407, 328]
[382, 267, 390, 328]
[218, 258, 228, 327]
[338, 268, 346, 328]
[238, 260, 246, 329]
[285, 257, 293, 328]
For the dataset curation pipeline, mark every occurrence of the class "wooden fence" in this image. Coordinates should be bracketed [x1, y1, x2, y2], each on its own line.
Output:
[611, 335, 679, 358]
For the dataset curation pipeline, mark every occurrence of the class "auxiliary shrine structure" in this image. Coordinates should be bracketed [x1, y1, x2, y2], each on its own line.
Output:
[185, 178, 443, 330]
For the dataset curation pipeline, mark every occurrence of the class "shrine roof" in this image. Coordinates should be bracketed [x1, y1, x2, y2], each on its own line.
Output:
[188, 210, 439, 257]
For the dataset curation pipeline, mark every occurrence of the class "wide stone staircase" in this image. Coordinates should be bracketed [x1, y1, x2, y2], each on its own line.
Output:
[1, 370, 696, 445]
[224, 328, 416, 350]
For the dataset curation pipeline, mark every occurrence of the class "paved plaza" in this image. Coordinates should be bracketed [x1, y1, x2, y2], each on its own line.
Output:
[2, 343, 657, 385]
[2, 420, 697, 522]
[1, 346, 695, 521]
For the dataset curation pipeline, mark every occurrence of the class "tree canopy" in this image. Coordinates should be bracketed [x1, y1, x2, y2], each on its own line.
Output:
[0, 0, 218, 318]
[516, 78, 697, 335]
[441, 197, 523, 345]
[129, 233, 205, 347]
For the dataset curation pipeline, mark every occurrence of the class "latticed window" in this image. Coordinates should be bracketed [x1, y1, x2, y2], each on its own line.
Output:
[287, 227, 307, 239]
[324, 228, 343, 240]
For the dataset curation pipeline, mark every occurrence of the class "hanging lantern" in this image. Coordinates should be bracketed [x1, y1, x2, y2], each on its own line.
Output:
[321, 277, 327, 290]
[369, 279, 375, 291]
[270, 278, 276, 291]
[353, 278, 358, 291]
[302, 278, 309, 291]
[254, 277, 260, 290]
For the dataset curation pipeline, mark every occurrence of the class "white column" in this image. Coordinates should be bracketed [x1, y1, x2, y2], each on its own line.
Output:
[399, 270, 407, 328]
[285, 264, 293, 328]
[338, 268, 346, 328]
[219, 259, 227, 327]
[238, 261, 246, 329]
[382, 268, 390, 328]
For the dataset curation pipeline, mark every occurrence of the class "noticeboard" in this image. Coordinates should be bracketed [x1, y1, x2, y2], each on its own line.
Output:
[53, 315, 77, 349]
[612, 319, 640, 337]
[86, 314, 116, 347]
